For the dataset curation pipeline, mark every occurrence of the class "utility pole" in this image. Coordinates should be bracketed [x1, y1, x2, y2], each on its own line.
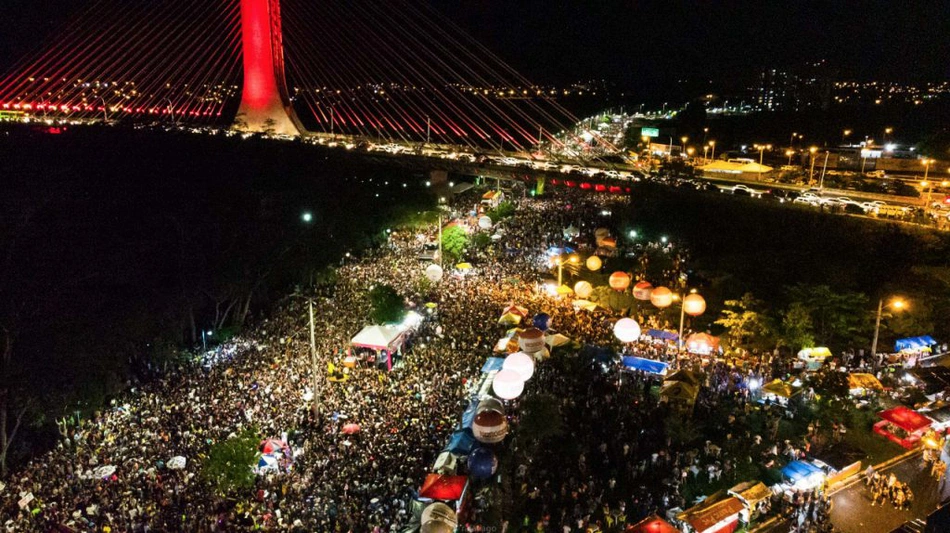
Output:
[309, 299, 319, 416]
[329, 107, 335, 137]
[437, 213, 443, 269]
[870, 298, 883, 360]
[819, 151, 830, 191]
[426, 116, 431, 145]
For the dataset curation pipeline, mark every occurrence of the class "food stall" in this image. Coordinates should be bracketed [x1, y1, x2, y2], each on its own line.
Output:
[728, 481, 773, 521]
[781, 460, 826, 491]
[675, 492, 747, 533]
[797, 347, 832, 371]
[760, 379, 801, 406]
[685, 333, 721, 356]
[626, 514, 679, 533]
[847, 373, 884, 397]
[621, 356, 669, 376]
[873, 406, 933, 449]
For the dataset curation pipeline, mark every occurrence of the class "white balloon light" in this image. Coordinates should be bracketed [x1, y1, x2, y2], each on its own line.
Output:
[492, 369, 525, 400]
[424, 263, 443, 283]
[478, 216, 493, 229]
[613, 318, 642, 343]
[574, 280, 593, 299]
[503, 352, 535, 381]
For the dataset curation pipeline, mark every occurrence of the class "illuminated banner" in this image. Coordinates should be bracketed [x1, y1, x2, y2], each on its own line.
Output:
[641, 127, 659, 137]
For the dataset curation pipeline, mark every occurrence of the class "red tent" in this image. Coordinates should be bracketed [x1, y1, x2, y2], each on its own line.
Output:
[874, 406, 933, 448]
[626, 514, 678, 533]
[419, 473, 467, 501]
[878, 406, 932, 433]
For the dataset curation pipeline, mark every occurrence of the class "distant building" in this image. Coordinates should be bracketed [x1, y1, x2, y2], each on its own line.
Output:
[754, 61, 834, 111]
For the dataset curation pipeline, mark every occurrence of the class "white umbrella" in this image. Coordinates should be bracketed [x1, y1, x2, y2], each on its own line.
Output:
[93, 465, 116, 479]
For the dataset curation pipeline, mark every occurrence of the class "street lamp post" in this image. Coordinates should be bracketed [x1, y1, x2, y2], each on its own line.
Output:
[556, 255, 578, 286]
[201, 329, 212, 352]
[709, 141, 716, 162]
[703, 145, 709, 164]
[921, 159, 935, 216]
[786, 150, 794, 166]
[842, 129, 852, 145]
[870, 298, 906, 360]
[808, 147, 818, 183]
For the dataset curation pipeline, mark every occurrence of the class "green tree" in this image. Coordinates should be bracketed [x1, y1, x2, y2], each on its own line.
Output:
[368, 284, 405, 324]
[201, 427, 260, 496]
[440, 225, 469, 263]
[779, 302, 814, 352]
[787, 284, 871, 350]
[715, 293, 771, 353]
[487, 201, 515, 223]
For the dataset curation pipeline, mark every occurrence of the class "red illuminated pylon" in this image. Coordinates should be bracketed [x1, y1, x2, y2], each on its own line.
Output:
[234, 0, 301, 135]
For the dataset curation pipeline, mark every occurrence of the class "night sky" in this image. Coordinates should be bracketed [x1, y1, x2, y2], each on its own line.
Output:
[1, 0, 947, 95]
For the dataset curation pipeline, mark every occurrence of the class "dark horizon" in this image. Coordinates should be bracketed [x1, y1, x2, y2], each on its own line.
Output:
[1, 0, 947, 101]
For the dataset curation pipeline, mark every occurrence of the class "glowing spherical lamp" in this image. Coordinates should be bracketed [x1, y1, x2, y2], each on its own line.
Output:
[424, 263, 443, 283]
[503, 352, 535, 381]
[491, 369, 525, 400]
[613, 318, 642, 343]
[683, 293, 707, 316]
[472, 409, 509, 443]
[478, 216, 493, 229]
[518, 328, 546, 354]
[574, 280, 593, 299]
[609, 271, 631, 291]
[650, 287, 674, 308]
[586, 256, 602, 271]
[632, 280, 653, 300]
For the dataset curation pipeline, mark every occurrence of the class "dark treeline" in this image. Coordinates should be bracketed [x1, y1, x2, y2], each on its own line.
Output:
[621, 182, 950, 352]
[0, 125, 433, 470]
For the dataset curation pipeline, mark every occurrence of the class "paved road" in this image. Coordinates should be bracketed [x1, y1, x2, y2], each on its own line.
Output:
[829, 452, 949, 533]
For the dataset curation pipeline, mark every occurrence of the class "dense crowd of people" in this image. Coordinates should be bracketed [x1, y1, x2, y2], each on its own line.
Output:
[0, 182, 934, 533]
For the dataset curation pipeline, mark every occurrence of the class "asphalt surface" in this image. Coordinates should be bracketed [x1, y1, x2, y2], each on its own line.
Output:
[828, 453, 948, 533]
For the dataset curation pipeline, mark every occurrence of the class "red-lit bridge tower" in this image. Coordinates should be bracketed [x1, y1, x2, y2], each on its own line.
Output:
[234, 0, 301, 135]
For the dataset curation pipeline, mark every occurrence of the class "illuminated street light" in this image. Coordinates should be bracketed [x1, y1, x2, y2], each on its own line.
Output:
[871, 297, 908, 357]
[301, 211, 313, 223]
[785, 149, 794, 166]
[709, 140, 716, 162]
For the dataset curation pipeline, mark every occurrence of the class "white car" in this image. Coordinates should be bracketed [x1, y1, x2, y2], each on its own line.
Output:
[731, 184, 757, 196]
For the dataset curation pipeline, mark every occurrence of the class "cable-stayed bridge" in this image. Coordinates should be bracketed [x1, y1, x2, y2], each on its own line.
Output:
[0, 0, 620, 157]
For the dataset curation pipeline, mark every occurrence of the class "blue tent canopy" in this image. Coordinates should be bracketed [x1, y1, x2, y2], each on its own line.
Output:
[461, 400, 479, 429]
[445, 429, 476, 455]
[646, 329, 679, 341]
[622, 356, 669, 375]
[481, 357, 505, 373]
[782, 460, 822, 483]
[895, 335, 937, 352]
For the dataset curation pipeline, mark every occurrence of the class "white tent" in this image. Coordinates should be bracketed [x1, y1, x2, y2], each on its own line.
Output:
[351, 325, 406, 351]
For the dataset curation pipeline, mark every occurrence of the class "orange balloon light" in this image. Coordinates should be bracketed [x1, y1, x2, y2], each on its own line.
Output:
[683, 293, 707, 316]
[632, 281, 653, 300]
[609, 271, 631, 291]
[650, 286, 674, 308]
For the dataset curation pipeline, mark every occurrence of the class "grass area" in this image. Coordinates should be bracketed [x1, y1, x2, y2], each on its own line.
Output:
[844, 426, 904, 466]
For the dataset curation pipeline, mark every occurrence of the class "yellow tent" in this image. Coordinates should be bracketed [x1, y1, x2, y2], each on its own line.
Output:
[762, 379, 800, 398]
[848, 373, 883, 391]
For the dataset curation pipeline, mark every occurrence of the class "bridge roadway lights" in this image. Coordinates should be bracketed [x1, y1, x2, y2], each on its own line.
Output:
[233, 0, 301, 136]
